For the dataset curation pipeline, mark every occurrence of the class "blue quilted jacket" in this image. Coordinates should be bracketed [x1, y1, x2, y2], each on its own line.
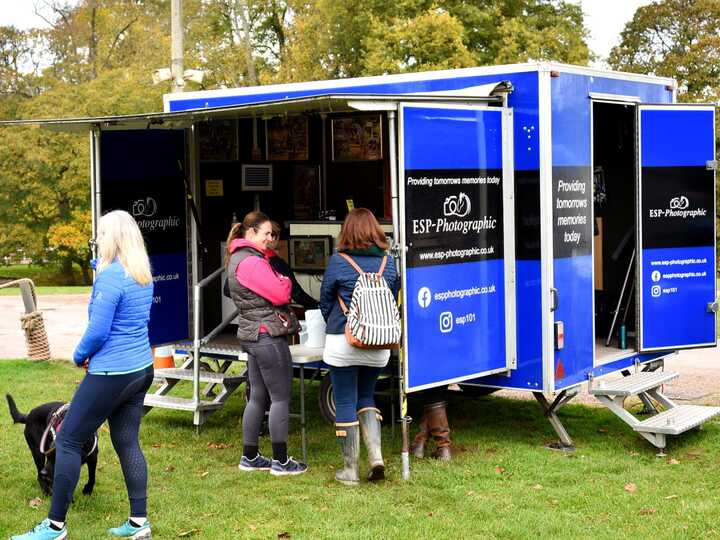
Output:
[73, 260, 154, 374]
[320, 251, 399, 334]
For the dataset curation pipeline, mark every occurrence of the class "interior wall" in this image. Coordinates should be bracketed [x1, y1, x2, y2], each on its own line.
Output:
[195, 113, 390, 331]
[593, 102, 637, 340]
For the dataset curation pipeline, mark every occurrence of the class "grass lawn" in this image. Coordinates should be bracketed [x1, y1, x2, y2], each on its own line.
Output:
[1, 361, 719, 539]
[0, 286, 91, 296]
[0, 264, 88, 288]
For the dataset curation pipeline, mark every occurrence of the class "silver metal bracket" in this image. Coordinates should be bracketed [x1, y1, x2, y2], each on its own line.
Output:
[706, 160, 718, 171]
[708, 300, 719, 314]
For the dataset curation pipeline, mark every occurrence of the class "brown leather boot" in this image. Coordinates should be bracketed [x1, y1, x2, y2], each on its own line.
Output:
[410, 414, 429, 458]
[426, 401, 451, 461]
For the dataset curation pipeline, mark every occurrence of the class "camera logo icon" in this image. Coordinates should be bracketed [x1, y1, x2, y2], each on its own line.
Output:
[439, 311, 453, 333]
[650, 285, 662, 298]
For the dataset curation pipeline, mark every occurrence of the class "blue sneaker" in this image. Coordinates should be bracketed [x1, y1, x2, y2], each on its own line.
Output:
[238, 453, 272, 472]
[108, 519, 151, 539]
[10, 519, 67, 540]
[270, 457, 308, 476]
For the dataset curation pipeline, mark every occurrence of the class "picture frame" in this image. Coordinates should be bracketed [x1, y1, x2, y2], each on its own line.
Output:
[289, 235, 332, 273]
[198, 120, 238, 161]
[266, 116, 309, 161]
[331, 115, 383, 161]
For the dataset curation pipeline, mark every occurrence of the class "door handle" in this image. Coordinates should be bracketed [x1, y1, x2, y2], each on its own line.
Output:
[551, 287, 559, 312]
[708, 300, 719, 314]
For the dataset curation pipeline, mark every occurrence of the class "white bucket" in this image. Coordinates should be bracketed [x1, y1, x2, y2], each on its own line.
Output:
[304, 309, 326, 348]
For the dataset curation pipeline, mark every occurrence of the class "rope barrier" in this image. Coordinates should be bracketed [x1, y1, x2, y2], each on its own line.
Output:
[0, 278, 51, 360]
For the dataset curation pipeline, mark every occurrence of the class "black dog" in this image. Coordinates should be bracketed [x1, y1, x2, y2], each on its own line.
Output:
[6, 394, 98, 496]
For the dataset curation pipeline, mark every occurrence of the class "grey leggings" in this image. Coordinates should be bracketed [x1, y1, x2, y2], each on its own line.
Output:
[241, 334, 292, 445]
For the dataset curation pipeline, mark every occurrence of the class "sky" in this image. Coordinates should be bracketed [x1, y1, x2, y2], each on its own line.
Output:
[1, 0, 654, 65]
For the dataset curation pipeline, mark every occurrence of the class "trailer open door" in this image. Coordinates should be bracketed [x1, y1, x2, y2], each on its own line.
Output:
[637, 105, 718, 351]
[98, 129, 190, 346]
[399, 103, 516, 392]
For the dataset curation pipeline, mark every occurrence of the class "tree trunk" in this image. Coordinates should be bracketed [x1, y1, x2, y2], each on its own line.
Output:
[61, 257, 76, 285]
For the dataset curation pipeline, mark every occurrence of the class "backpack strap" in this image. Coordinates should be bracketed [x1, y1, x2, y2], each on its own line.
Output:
[338, 252, 387, 277]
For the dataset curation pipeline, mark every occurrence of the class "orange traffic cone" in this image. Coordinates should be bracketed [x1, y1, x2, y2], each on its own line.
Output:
[153, 346, 175, 369]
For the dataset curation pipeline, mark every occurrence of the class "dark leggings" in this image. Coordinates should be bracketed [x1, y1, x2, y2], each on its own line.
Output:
[49, 365, 154, 522]
[241, 334, 292, 447]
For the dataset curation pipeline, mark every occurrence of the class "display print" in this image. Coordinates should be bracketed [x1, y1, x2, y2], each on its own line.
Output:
[292, 165, 319, 220]
[198, 120, 238, 161]
[332, 115, 383, 161]
[267, 116, 309, 161]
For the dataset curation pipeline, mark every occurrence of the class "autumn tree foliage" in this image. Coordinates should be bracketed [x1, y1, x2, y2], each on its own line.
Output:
[0, 0, 591, 282]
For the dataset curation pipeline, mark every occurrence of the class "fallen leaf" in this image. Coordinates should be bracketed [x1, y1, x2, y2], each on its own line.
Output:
[624, 483, 637, 493]
[177, 529, 200, 537]
[101, 425, 110, 433]
[28, 497, 43, 509]
[466, 490, 476, 496]
[685, 451, 702, 460]
[668, 458, 679, 465]
[207, 442, 233, 449]
[427, 512, 434, 517]
[319, 506, 328, 512]
[248, 524, 257, 532]
[152, 443, 162, 449]
[165, 466, 176, 473]
[597, 427, 608, 433]
[532, 484, 543, 490]
[278, 532, 291, 539]
[664, 495, 678, 500]
[638, 508, 657, 515]
[495, 466, 506, 474]
[200, 471, 210, 478]
[629, 451, 640, 457]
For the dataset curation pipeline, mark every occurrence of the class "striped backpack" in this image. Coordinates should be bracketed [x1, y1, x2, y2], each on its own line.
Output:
[337, 253, 401, 349]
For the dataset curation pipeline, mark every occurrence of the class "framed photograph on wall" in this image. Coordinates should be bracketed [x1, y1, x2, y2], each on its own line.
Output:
[289, 236, 332, 273]
[198, 120, 238, 161]
[266, 116, 309, 160]
[331, 115, 383, 161]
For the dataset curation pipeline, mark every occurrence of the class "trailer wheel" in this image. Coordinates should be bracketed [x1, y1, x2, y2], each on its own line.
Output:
[318, 374, 336, 424]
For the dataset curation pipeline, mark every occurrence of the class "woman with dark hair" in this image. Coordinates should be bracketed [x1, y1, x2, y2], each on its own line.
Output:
[319, 208, 399, 485]
[225, 211, 306, 476]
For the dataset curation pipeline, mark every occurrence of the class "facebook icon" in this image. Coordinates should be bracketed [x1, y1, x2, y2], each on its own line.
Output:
[417, 287, 432, 308]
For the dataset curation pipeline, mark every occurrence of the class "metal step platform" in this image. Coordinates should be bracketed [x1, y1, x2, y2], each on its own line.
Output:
[591, 368, 719, 452]
[634, 405, 720, 435]
[589, 371, 679, 397]
[144, 349, 247, 426]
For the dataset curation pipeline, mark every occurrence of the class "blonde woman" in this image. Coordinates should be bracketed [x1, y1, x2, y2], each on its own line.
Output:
[12, 210, 155, 540]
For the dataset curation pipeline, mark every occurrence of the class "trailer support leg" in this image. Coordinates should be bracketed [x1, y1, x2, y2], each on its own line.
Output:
[533, 389, 577, 451]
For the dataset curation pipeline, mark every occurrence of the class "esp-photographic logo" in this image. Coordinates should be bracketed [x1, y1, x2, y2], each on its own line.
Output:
[132, 197, 158, 217]
[443, 192, 471, 218]
[669, 196, 689, 210]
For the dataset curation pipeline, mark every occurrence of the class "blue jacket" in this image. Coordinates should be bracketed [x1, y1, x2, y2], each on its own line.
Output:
[320, 251, 400, 334]
[74, 261, 154, 374]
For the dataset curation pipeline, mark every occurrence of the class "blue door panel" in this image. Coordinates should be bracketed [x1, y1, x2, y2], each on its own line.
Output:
[401, 105, 510, 391]
[639, 107, 717, 350]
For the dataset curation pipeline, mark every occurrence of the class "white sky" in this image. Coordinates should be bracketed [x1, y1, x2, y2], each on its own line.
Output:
[2, 0, 653, 65]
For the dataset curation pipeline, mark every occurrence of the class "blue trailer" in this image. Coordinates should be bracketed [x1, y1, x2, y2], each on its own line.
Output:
[7, 62, 718, 465]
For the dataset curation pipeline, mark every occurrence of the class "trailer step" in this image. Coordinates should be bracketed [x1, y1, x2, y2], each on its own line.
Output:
[143, 394, 223, 412]
[634, 405, 720, 435]
[154, 367, 245, 385]
[590, 371, 678, 397]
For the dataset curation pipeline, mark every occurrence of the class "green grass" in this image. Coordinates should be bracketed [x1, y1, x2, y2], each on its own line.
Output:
[1, 361, 719, 539]
[0, 264, 88, 287]
[0, 286, 91, 296]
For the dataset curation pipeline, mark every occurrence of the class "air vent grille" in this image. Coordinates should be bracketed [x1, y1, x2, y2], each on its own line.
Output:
[241, 164, 273, 191]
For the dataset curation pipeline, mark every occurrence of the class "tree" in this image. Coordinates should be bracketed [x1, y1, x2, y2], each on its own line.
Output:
[281, 0, 590, 81]
[608, 0, 720, 100]
[0, 0, 169, 283]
